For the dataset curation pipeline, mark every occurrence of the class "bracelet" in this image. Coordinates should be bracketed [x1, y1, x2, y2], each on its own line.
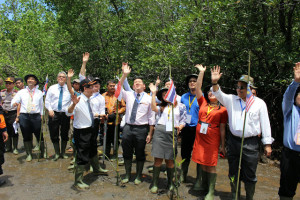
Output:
[211, 82, 218, 85]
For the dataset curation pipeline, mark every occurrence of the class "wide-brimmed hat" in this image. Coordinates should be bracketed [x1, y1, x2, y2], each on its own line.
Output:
[237, 75, 255, 85]
[24, 74, 39, 85]
[185, 74, 198, 86]
[93, 77, 101, 84]
[80, 78, 96, 91]
[72, 79, 80, 84]
[157, 88, 169, 102]
[5, 77, 15, 83]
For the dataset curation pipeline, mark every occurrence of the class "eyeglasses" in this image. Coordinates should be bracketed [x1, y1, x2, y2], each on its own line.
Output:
[58, 76, 66, 78]
[236, 85, 246, 90]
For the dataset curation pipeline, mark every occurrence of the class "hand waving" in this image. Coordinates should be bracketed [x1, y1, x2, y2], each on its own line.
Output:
[155, 76, 161, 87]
[149, 83, 157, 94]
[122, 62, 131, 75]
[82, 52, 90, 63]
[195, 64, 206, 72]
[211, 65, 222, 84]
[68, 69, 74, 78]
[294, 62, 300, 83]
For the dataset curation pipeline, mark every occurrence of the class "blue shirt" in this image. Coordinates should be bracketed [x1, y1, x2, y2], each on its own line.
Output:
[282, 81, 300, 152]
[181, 91, 199, 127]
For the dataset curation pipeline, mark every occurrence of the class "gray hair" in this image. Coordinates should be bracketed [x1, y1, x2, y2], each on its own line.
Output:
[57, 71, 67, 77]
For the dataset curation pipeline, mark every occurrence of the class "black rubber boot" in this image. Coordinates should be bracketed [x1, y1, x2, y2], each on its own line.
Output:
[121, 159, 132, 184]
[90, 155, 108, 174]
[74, 165, 89, 189]
[52, 142, 60, 161]
[134, 161, 144, 185]
[24, 141, 32, 162]
[204, 172, 217, 200]
[150, 166, 161, 193]
[12, 136, 19, 155]
[245, 182, 256, 200]
[167, 167, 175, 191]
[180, 160, 190, 183]
[60, 140, 68, 159]
[193, 164, 206, 191]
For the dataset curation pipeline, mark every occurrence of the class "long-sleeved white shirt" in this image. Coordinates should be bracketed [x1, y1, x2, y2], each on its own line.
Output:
[90, 92, 105, 117]
[45, 84, 71, 113]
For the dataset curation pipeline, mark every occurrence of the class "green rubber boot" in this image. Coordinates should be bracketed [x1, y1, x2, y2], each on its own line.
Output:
[204, 172, 217, 200]
[134, 161, 144, 185]
[180, 160, 190, 183]
[167, 167, 175, 191]
[60, 140, 68, 159]
[245, 182, 256, 200]
[90, 155, 108, 174]
[33, 138, 40, 151]
[74, 165, 89, 189]
[150, 166, 161, 193]
[39, 141, 48, 158]
[52, 142, 60, 161]
[121, 159, 132, 184]
[5, 137, 12, 152]
[12, 136, 19, 155]
[24, 141, 32, 162]
[193, 164, 206, 191]
[230, 180, 241, 200]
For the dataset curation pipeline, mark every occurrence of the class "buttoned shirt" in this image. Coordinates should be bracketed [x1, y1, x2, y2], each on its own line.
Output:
[102, 91, 126, 125]
[121, 90, 155, 125]
[156, 103, 187, 127]
[213, 87, 274, 144]
[45, 84, 71, 112]
[181, 92, 199, 127]
[90, 92, 105, 118]
[11, 88, 44, 115]
[66, 93, 93, 129]
[282, 81, 300, 152]
[0, 89, 18, 111]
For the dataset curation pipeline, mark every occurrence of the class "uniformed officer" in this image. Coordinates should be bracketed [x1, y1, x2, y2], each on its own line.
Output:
[0, 105, 9, 186]
[0, 77, 19, 154]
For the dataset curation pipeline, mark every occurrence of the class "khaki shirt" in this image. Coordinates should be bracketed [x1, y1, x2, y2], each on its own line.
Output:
[0, 89, 18, 111]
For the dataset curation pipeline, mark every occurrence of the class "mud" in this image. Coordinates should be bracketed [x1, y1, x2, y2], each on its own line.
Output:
[0, 134, 299, 200]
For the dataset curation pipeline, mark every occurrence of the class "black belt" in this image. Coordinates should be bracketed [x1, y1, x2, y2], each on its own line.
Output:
[4, 110, 17, 114]
[230, 132, 259, 141]
[126, 123, 149, 127]
[198, 120, 219, 128]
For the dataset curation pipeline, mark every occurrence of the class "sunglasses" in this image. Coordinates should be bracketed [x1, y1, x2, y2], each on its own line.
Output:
[236, 85, 246, 90]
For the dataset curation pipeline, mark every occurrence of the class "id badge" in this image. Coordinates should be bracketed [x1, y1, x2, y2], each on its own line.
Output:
[186, 114, 192, 124]
[295, 122, 300, 145]
[166, 121, 173, 132]
[235, 118, 244, 131]
[31, 104, 36, 112]
[200, 122, 208, 134]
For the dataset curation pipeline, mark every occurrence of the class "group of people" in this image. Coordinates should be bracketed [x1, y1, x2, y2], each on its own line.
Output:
[0, 55, 299, 200]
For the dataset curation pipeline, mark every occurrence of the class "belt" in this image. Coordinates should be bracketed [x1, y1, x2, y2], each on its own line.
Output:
[230, 132, 259, 141]
[4, 110, 17, 114]
[20, 113, 40, 115]
[127, 123, 149, 127]
[198, 120, 219, 128]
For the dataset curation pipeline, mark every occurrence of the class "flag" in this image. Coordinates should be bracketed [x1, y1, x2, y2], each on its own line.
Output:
[114, 80, 123, 101]
[164, 78, 177, 104]
[246, 83, 255, 112]
[42, 75, 49, 96]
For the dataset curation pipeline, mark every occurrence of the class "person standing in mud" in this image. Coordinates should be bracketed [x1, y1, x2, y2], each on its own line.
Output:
[211, 66, 273, 200]
[180, 73, 200, 183]
[67, 78, 108, 190]
[45, 71, 71, 161]
[118, 62, 155, 185]
[0, 105, 9, 186]
[279, 62, 300, 200]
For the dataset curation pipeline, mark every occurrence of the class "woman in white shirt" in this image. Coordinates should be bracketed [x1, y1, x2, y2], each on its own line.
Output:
[149, 84, 186, 194]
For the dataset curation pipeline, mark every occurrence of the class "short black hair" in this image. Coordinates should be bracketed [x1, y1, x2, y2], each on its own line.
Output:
[107, 80, 116, 85]
[15, 78, 23, 82]
[133, 76, 144, 83]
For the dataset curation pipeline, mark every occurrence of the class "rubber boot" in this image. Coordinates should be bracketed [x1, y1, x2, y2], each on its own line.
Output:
[167, 167, 175, 191]
[12, 136, 19, 155]
[5, 137, 12, 152]
[180, 160, 190, 183]
[193, 164, 206, 191]
[279, 196, 293, 200]
[90, 155, 108, 174]
[245, 182, 256, 200]
[121, 159, 132, 184]
[60, 140, 68, 159]
[24, 141, 32, 162]
[33, 138, 40, 151]
[134, 161, 144, 185]
[74, 165, 89, 189]
[204, 172, 217, 200]
[230, 180, 241, 200]
[52, 142, 60, 161]
[39, 141, 48, 158]
[150, 166, 161, 193]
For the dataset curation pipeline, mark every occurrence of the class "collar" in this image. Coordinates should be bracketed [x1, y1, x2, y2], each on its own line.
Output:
[92, 92, 100, 97]
[234, 95, 246, 102]
[81, 93, 88, 102]
[134, 91, 144, 96]
[58, 84, 66, 88]
[187, 91, 195, 96]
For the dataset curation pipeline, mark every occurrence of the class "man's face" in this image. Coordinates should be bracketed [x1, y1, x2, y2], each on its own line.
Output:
[236, 81, 247, 100]
[5, 81, 15, 90]
[188, 77, 197, 90]
[165, 81, 171, 89]
[93, 83, 100, 93]
[15, 80, 24, 89]
[296, 93, 300, 107]
[73, 83, 80, 91]
[84, 85, 94, 98]
[26, 77, 37, 87]
[251, 89, 257, 97]
[133, 79, 145, 92]
[57, 73, 66, 85]
[107, 83, 116, 93]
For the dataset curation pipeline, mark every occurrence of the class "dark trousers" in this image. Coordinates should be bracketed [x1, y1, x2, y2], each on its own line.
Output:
[121, 124, 149, 161]
[74, 127, 97, 165]
[105, 124, 120, 157]
[227, 133, 259, 183]
[278, 147, 300, 197]
[48, 112, 70, 143]
[4, 111, 18, 138]
[19, 113, 43, 142]
[180, 126, 196, 162]
[0, 130, 4, 175]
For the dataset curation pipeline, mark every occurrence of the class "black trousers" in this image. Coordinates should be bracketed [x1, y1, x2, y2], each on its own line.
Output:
[74, 127, 97, 165]
[227, 133, 259, 183]
[278, 147, 300, 197]
[0, 129, 4, 175]
[180, 126, 196, 162]
[48, 112, 70, 143]
[19, 113, 43, 142]
[121, 124, 149, 161]
[4, 111, 18, 138]
[105, 124, 120, 157]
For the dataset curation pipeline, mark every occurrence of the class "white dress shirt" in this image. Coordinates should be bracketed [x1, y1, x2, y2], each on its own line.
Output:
[156, 103, 187, 127]
[212, 87, 274, 144]
[121, 90, 155, 125]
[66, 93, 93, 129]
[11, 88, 44, 115]
[45, 84, 71, 112]
[90, 92, 105, 117]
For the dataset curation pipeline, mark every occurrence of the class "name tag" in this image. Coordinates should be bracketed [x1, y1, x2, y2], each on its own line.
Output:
[200, 122, 208, 134]
[166, 121, 172, 132]
[186, 114, 192, 124]
[31, 104, 36, 112]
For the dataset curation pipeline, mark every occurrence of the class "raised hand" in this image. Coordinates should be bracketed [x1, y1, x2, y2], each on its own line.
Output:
[155, 76, 161, 87]
[68, 69, 74, 78]
[294, 62, 300, 83]
[149, 83, 157, 93]
[71, 94, 80, 105]
[122, 62, 131, 75]
[82, 52, 90, 63]
[195, 64, 206, 72]
[211, 65, 222, 84]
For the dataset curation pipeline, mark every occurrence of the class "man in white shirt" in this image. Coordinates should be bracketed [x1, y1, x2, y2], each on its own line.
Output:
[118, 62, 155, 185]
[67, 78, 108, 190]
[211, 66, 273, 200]
[45, 72, 71, 161]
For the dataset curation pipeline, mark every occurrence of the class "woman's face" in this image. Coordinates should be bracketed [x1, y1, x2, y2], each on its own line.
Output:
[207, 91, 218, 103]
[162, 91, 170, 103]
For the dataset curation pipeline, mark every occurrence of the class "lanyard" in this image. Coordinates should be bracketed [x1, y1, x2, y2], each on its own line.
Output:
[188, 95, 196, 113]
[134, 92, 144, 104]
[239, 99, 246, 115]
[91, 93, 100, 100]
[207, 105, 215, 117]
[27, 88, 35, 100]
[167, 104, 171, 120]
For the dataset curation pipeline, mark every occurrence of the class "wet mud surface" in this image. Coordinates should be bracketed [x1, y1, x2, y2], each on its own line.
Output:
[0, 134, 299, 200]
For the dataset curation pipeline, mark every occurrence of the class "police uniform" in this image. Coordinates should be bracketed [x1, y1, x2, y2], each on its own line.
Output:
[0, 106, 7, 186]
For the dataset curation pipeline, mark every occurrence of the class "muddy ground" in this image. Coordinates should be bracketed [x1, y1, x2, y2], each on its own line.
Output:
[0, 134, 299, 200]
